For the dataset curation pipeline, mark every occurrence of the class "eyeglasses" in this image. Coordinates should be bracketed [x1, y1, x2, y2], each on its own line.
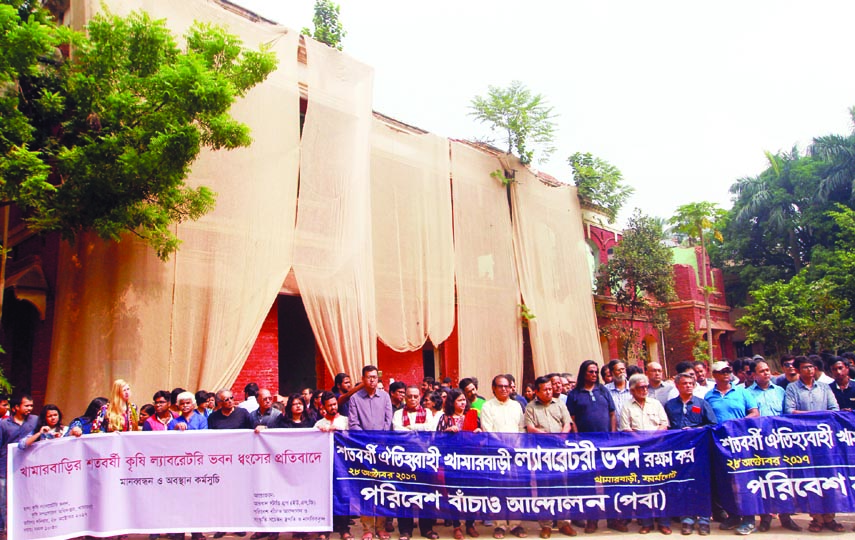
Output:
[494, 384, 510, 389]
[782, 362, 794, 367]
[716, 369, 733, 374]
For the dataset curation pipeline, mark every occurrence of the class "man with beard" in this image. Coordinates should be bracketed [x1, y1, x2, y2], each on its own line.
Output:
[605, 360, 631, 418]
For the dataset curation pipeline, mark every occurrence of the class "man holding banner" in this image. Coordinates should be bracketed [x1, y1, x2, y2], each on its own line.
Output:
[480, 375, 526, 540]
[783, 356, 844, 533]
[524, 376, 576, 538]
[705, 361, 758, 536]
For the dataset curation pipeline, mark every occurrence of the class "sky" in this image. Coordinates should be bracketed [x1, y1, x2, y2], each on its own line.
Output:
[233, 0, 855, 225]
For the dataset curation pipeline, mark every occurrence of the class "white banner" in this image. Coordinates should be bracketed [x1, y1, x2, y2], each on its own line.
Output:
[8, 429, 333, 540]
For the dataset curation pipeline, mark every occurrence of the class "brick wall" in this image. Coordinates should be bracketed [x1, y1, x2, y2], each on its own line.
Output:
[231, 299, 279, 400]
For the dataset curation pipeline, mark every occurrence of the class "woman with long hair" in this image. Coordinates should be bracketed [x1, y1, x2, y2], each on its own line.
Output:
[277, 393, 310, 428]
[66, 397, 109, 437]
[94, 379, 139, 433]
[20, 404, 66, 447]
[435, 389, 480, 539]
[522, 382, 536, 403]
[308, 389, 324, 423]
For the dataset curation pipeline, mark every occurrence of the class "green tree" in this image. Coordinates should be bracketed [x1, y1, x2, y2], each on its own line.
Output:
[568, 152, 634, 223]
[600, 209, 675, 360]
[301, 0, 346, 51]
[0, 4, 277, 258]
[736, 279, 807, 356]
[670, 201, 725, 361]
[811, 106, 855, 202]
[736, 274, 854, 355]
[469, 80, 557, 165]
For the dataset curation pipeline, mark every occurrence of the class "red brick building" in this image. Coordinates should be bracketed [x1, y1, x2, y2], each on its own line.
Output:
[581, 204, 736, 376]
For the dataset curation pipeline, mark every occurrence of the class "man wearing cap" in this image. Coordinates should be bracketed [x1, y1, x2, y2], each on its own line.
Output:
[705, 361, 759, 536]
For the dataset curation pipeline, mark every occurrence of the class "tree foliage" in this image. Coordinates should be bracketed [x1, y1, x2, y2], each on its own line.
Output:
[469, 80, 557, 165]
[0, 2, 277, 259]
[736, 274, 853, 356]
[568, 152, 634, 223]
[301, 0, 346, 51]
[600, 209, 675, 360]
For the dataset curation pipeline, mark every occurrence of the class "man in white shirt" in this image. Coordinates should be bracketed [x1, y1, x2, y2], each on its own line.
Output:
[314, 392, 348, 431]
[392, 386, 434, 432]
[480, 376, 526, 539]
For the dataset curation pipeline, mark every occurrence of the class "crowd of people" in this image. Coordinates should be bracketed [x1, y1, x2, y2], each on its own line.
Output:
[1, 353, 854, 539]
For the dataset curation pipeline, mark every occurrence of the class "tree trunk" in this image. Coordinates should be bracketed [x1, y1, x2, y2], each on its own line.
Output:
[0, 205, 8, 328]
[699, 229, 714, 361]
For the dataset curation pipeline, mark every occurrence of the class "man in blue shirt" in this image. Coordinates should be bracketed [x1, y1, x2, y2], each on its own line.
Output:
[705, 361, 759, 536]
[783, 356, 843, 533]
[746, 361, 800, 533]
[0, 394, 38, 533]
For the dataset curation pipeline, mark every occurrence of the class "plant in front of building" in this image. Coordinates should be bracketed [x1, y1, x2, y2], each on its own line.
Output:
[301, 0, 346, 50]
[600, 209, 675, 361]
[0, 0, 277, 321]
[469, 81, 557, 166]
[568, 152, 634, 224]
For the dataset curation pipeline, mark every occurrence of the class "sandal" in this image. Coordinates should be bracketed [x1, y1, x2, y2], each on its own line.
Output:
[319, 535, 329, 540]
[400, 536, 410, 540]
[453, 529, 464, 540]
[824, 520, 845, 533]
[466, 527, 479, 538]
[425, 533, 439, 540]
[342, 534, 353, 540]
[363, 533, 374, 540]
[808, 521, 823, 533]
[378, 533, 391, 540]
[493, 529, 505, 540]
[509, 528, 526, 539]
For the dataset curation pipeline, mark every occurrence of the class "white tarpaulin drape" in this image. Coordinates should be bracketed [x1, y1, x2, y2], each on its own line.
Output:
[511, 166, 602, 376]
[45, 0, 300, 415]
[450, 142, 523, 386]
[294, 39, 376, 380]
[370, 120, 455, 351]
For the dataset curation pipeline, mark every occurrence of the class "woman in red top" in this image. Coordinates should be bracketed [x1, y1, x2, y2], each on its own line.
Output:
[435, 389, 480, 538]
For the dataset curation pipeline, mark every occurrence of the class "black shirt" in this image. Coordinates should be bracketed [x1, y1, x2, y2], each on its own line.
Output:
[830, 381, 855, 410]
[207, 407, 253, 429]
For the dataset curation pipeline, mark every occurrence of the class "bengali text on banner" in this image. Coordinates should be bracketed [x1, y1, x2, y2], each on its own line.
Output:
[9, 429, 332, 540]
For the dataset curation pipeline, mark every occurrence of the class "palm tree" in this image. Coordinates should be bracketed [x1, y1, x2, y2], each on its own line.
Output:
[811, 106, 855, 202]
[670, 202, 725, 361]
[730, 149, 804, 272]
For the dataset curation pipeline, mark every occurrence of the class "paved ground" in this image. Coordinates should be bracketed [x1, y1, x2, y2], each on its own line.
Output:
[111, 514, 855, 540]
